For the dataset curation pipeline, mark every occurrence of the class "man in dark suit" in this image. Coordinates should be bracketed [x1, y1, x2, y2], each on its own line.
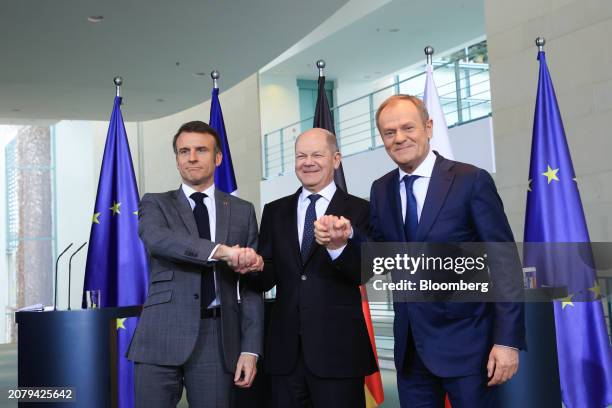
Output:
[369, 95, 525, 407]
[244, 128, 378, 407]
[127, 121, 264, 408]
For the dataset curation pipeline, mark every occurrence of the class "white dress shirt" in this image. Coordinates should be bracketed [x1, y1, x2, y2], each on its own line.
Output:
[297, 181, 345, 260]
[398, 149, 436, 223]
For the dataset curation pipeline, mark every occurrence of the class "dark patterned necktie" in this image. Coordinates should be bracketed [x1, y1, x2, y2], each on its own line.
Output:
[300, 194, 321, 263]
[190, 192, 216, 308]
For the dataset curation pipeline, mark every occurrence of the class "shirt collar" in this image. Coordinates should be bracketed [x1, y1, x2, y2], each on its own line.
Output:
[182, 183, 216, 201]
[398, 149, 436, 182]
[299, 181, 336, 204]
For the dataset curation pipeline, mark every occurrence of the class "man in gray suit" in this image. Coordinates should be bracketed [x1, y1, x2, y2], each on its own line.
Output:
[128, 120, 264, 408]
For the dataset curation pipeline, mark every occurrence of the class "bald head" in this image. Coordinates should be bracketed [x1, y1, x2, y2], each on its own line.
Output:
[295, 128, 339, 154]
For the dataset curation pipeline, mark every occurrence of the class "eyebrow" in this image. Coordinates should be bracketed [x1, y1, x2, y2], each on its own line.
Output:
[383, 120, 417, 130]
[179, 145, 208, 150]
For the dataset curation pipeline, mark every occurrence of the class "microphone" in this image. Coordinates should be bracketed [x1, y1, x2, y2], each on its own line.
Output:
[54, 243, 73, 311]
[67, 242, 88, 310]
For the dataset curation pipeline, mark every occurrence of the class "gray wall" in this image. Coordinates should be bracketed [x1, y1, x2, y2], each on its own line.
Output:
[486, 0, 612, 241]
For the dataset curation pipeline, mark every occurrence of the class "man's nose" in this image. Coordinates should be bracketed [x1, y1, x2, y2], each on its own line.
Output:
[189, 149, 197, 161]
[395, 130, 408, 144]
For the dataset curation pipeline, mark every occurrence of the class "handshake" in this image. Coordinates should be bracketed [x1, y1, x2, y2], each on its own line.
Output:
[314, 215, 353, 250]
[213, 215, 353, 274]
[213, 244, 264, 274]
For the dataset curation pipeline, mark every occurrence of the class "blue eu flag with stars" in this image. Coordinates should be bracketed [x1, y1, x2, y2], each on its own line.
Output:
[524, 50, 612, 408]
[82, 96, 149, 408]
[211, 87, 238, 195]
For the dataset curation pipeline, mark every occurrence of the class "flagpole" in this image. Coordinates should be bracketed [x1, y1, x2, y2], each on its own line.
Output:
[316, 59, 325, 77]
[211, 70, 220, 90]
[536, 36, 546, 51]
[425, 45, 434, 65]
[114, 76, 122, 97]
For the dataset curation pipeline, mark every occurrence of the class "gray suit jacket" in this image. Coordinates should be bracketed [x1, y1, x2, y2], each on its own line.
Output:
[127, 186, 263, 371]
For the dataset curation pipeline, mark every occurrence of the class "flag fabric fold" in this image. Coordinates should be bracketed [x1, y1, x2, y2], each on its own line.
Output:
[211, 87, 238, 195]
[314, 74, 384, 408]
[524, 51, 612, 408]
[424, 63, 454, 408]
[423, 64, 454, 159]
[314, 75, 347, 192]
[83, 96, 149, 408]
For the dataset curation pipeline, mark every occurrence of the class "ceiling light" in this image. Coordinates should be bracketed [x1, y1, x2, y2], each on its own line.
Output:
[11, 108, 21, 112]
[156, 98, 164, 102]
[388, 28, 400, 33]
[87, 15, 104, 23]
[193, 72, 206, 77]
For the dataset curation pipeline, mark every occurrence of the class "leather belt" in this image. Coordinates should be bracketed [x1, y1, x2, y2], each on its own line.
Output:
[201, 307, 222, 319]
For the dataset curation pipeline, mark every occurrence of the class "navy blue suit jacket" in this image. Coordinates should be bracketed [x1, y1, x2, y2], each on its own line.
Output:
[370, 152, 526, 377]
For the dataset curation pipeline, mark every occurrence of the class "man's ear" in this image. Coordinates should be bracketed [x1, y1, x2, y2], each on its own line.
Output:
[215, 150, 223, 167]
[333, 151, 342, 170]
[425, 118, 433, 140]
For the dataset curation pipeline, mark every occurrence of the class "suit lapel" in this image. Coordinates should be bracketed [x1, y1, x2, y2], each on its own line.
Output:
[287, 188, 303, 269]
[173, 187, 199, 236]
[386, 169, 405, 242]
[215, 189, 230, 243]
[416, 155, 455, 241]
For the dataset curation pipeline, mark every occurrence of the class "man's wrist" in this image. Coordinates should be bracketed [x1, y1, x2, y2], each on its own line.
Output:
[212, 244, 229, 260]
[494, 344, 519, 351]
[327, 245, 346, 260]
[208, 244, 221, 262]
[240, 352, 259, 360]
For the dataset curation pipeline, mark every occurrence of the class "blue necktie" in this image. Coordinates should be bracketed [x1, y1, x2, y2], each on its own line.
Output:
[191, 192, 216, 308]
[300, 194, 321, 263]
[403, 175, 420, 241]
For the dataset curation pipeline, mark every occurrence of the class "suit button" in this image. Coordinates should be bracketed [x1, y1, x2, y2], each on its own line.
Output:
[301, 275, 307, 281]
[194, 294, 199, 300]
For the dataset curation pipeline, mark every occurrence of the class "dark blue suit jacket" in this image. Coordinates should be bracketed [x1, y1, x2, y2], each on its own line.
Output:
[370, 152, 526, 377]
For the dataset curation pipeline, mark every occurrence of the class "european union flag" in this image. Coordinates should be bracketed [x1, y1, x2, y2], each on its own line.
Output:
[524, 50, 612, 407]
[211, 87, 238, 194]
[82, 96, 148, 408]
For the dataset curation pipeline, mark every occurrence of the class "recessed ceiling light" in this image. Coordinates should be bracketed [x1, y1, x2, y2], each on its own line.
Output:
[374, 71, 382, 75]
[156, 98, 164, 102]
[87, 15, 104, 23]
[388, 28, 400, 33]
[11, 108, 21, 112]
[193, 72, 206, 77]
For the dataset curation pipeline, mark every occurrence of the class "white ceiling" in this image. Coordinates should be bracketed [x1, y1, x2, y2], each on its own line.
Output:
[0, 0, 349, 121]
[261, 0, 485, 83]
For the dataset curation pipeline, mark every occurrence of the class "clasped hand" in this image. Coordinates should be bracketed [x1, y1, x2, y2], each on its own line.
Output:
[214, 244, 263, 274]
[313, 215, 352, 250]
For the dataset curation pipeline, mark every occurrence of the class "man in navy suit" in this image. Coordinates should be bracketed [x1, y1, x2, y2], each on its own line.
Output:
[367, 95, 525, 407]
